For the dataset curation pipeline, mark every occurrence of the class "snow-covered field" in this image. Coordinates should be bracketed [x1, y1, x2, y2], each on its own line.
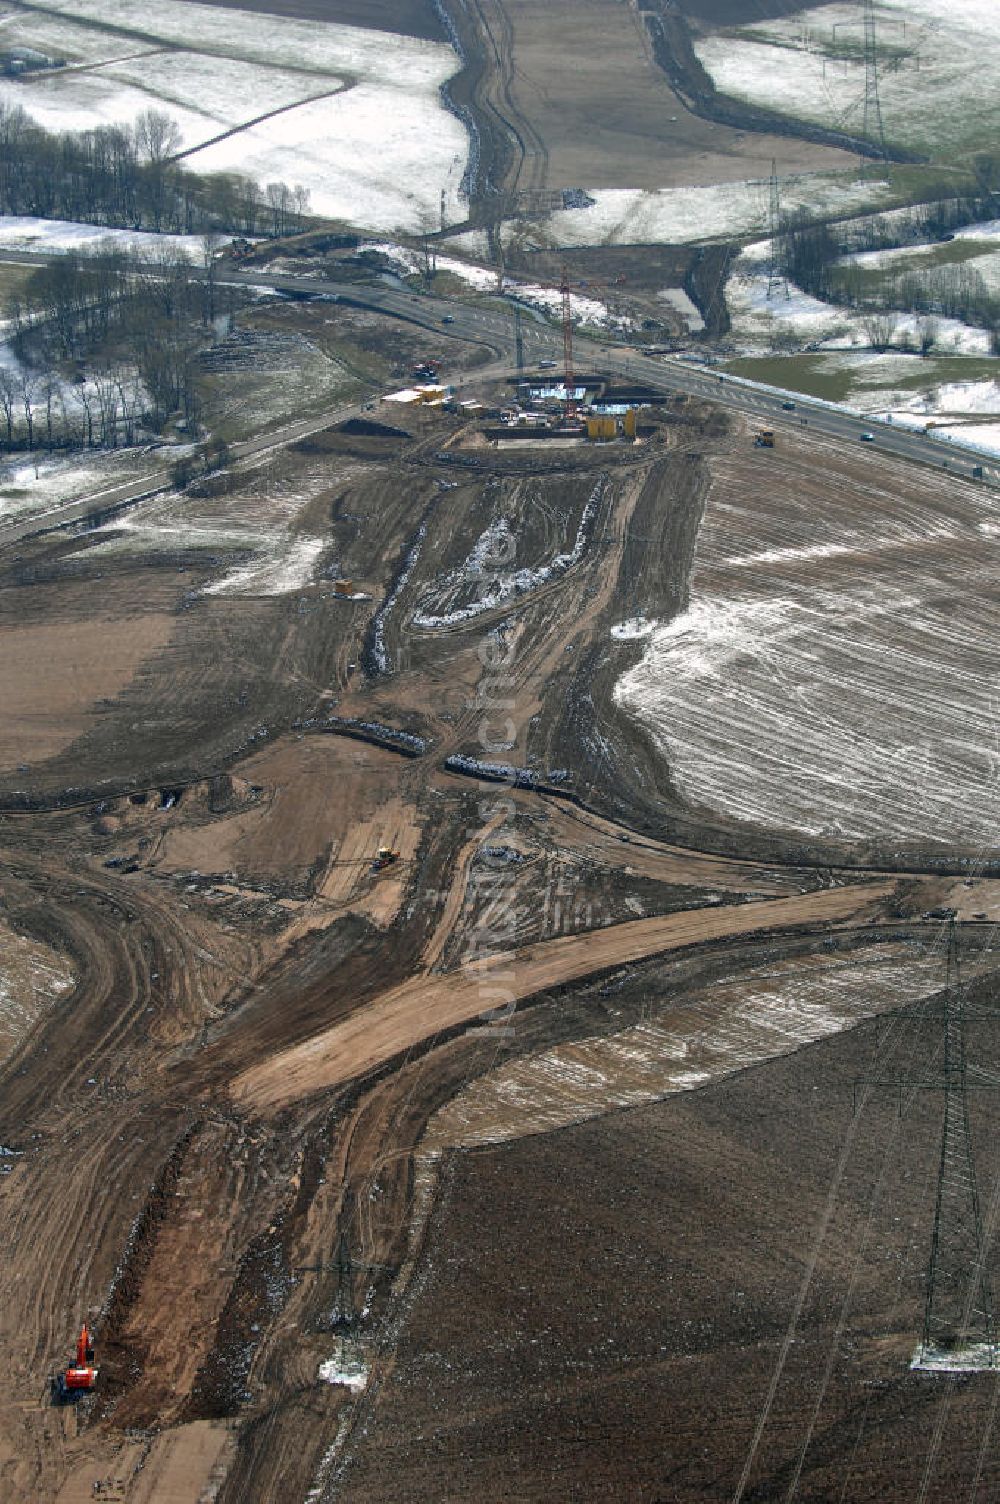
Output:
[616, 438, 1000, 850]
[530, 173, 894, 249]
[82, 469, 334, 598]
[0, 450, 162, 526]
[728, 257, 992, 356]
[0, 216, 205, 258]
[0, 0, 467, 232]
[695, 1, 1000, 158]
[204, 535, 325, 597]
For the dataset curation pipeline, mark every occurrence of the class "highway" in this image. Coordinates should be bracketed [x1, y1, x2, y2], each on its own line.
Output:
[217, 260, 995, 484]
[0, 245, 992, 547]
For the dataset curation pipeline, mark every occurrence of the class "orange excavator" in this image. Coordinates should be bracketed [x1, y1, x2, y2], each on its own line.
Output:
[53, 1324, 98, 1401]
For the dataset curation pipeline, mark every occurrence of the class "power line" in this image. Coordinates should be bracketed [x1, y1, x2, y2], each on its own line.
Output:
[861, 0, 888, 179]
[855, 922, 1000, 1370]
[767, 159, 787, 301]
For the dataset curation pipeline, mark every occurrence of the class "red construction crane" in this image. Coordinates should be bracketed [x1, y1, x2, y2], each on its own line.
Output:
[560, 263, 578, 426]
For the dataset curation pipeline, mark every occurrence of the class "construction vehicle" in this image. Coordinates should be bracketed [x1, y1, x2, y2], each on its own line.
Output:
[754, 429, 775, 448]
[370, 846, 399, 874]
[53, 1324, 98, 1401]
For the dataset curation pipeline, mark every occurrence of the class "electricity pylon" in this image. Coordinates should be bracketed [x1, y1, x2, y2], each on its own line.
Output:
[766, 159, 786, 300]
[857, 922, 1000, 1368]
[861, 0, 888, 177]
[297, 1224, 389, 1337]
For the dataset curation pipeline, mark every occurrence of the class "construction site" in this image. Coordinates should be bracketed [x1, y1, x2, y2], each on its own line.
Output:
[0, 275, 995, 1498]
[0, 0, 999, 1500]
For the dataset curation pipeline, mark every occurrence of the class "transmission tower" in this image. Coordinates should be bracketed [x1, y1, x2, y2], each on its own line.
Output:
[513, 303, 525, 378]
[297, 1222, 389, 1336]
[861, 0, 888, 177]
[766, 159, 786, 300]
[857, 923, 1000, 1368]
[560, 263, 578, 426]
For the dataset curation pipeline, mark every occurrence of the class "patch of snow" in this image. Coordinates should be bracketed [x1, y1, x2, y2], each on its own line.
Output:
[370, 521, 427, 672]
[658, 288, 705, 333]
[414, 477, 606, 629]
[360, 241, 497, 292]
[913, 1344, 999, 1373]
[931, 421, 1000, 457]
[0, 215, 204, 257]
[203, 535, 325, 597]
[611, 616, 657, 640]
[318, 1355, 368, 1391]
[362, 240, 621, 327]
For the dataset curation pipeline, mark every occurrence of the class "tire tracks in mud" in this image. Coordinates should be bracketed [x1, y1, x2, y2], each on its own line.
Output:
[231, 880, 899, 1112]
[435, 0, 549, 231]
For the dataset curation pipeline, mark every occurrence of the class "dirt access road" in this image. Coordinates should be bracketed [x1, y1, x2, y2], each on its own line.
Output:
[233, 880, 896, 1110]
[1, 366, 992, 1504]
[0, 241, 997, 1504]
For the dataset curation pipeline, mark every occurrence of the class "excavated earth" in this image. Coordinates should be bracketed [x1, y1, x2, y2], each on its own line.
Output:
[0, 334, 998, 1504]
[0, 4, 998, 1491]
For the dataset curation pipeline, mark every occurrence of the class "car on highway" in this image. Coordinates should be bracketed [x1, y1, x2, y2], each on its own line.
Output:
[538, 359, 557, 369]
[859, 431, 875, 442]
[441, 314, 455, 324]
[781, 400, 796, 410]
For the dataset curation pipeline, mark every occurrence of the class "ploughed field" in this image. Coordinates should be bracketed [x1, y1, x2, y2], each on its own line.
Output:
[617, 428, 1000, 858]
[1, 309, 999, 1504]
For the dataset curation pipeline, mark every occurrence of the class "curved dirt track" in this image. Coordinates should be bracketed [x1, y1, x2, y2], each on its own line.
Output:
[232, 880, 897, 1111]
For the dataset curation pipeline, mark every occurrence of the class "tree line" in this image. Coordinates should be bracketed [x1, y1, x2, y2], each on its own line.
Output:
[1, 239, 252, 452]
[777, 185, 1000, 347]
[0, 101, 310, 236]
[0, 98, 321, 458]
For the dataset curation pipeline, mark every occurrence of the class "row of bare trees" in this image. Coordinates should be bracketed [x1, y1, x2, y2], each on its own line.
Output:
[778, 215, 1000, 340]
[0, 239, 257, 453]
[0, 364, 146, 450]
[0, 101, 310, 236]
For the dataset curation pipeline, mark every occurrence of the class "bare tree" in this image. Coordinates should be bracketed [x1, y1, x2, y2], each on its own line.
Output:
[918, 316, 939, 356]
[40, 374, 59, 450]
[135, 108, 182, 165]
[861, 310, 898, 352]
[18, 371, 37, 450]
[201, 230, 224, 324]
[0, 369, 16, 448]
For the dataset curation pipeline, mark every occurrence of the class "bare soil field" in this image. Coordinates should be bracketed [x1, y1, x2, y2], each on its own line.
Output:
[0, 295, 997, 1504]
[676, 0, 829, 25]
[0, 615, 174, 771]
[441, 0, 855, 213]
[334, 1012, 1000, 1502]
